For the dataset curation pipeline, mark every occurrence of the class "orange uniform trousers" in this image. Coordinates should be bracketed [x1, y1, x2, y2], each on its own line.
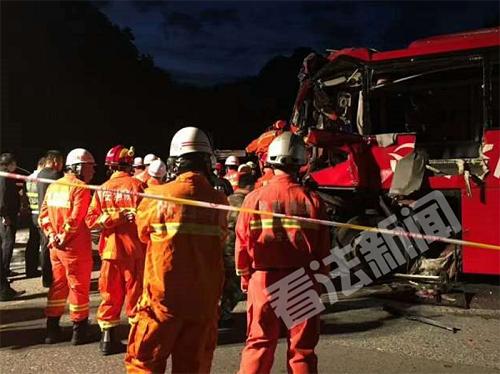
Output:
[126, 311, 217, 374]
[239, 270, 320, 374]
[97, 257, 144, 329]
[45, 248, 92, 322]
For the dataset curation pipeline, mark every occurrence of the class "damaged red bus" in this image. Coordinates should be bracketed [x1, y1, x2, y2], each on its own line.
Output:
[290, 27, 500, 277]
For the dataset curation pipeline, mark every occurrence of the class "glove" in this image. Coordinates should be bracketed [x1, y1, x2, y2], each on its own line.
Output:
[119, 210, 136, 224]
[55, 233, 67, 249]
[240, 274, 250, 293]
[48, 233, 62, 250]
[124, 210, 136, 223]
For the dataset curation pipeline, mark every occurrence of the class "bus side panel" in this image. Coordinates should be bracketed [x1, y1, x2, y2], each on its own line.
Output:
[461, 186, 500, 275]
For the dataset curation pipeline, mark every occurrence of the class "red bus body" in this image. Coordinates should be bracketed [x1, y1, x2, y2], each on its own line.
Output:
[292, 28, 500, 275]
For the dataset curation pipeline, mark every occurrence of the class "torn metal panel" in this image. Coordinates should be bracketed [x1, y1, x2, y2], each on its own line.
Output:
[410, 245, 458, 281]
[426, 158, 489, 180]
[479, 141, 495, 179]
[389, 150, 426, 196]
[356, 90, 366, 135]
[375, 133, 397, 147]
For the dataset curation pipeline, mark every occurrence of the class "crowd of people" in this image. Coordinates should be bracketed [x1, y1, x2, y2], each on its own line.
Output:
[0, 125, 330, 374]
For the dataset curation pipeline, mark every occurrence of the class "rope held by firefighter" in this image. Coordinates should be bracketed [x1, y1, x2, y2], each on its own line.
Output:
[1, 170, 499, 251]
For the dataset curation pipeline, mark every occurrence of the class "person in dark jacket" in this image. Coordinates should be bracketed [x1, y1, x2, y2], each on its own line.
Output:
[36, 150, 64, 287]
[0, 153, 22, 300]
[25, 156, 46, 277]
[208, 155, 233, 196]
[219, 172, 254, 327]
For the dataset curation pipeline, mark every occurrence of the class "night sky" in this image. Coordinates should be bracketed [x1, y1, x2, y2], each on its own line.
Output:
[98, 1, 499, 85]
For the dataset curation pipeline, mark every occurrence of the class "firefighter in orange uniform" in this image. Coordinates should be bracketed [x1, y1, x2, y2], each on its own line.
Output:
[39, 148, 95, 345]
[125, 127, 228, 373]
[133, 157, 145, 177]
[146, 159, 167, 187]
[224, 155, 240, 190]
[245, 120, 287, 158]
[134, 153, 158, 184]
[86, 145, 146, 355]
[236, 132, 331, 374]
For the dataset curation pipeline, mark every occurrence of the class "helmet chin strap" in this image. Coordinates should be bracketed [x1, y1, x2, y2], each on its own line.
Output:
[107, 164, 132, 176]
[66, 164, 84, 180]
[174, 154, 211, 178]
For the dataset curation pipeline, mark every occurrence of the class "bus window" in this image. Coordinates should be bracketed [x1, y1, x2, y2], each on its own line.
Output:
[369, 63, 483, 159]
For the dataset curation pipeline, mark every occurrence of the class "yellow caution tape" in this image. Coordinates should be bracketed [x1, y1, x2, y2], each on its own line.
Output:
[1, 170, 499, 251]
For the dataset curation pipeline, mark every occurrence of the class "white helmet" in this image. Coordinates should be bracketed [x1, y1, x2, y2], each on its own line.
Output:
[225, 155, 239, 166]
[266, 132, 307, 166]
[66, 148, 95, 166]
[148, 159, 167, 178]
[238, 164, 251, 173]
[144, 153, 157, 165]
[169, 127, 212, 157]
[246, 161, 257, 169]
[133, 157, 143, 167]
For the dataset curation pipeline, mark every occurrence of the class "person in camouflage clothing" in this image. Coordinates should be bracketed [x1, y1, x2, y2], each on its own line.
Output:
[220, 172, 255, 327]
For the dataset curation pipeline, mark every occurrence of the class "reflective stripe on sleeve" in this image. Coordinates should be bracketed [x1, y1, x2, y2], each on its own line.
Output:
[236, 268, 250, 276]
[63, 223, 77, 233]
[97, 213, 110, 228]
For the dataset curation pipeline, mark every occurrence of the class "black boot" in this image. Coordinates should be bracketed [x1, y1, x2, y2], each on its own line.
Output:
[99, 327, 125, 355]
[0, 286, 23, 301]
[45, 316, 62, 344]
[71, 318, 89, 345]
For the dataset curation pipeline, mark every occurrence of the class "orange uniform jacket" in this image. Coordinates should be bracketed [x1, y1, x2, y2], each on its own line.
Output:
[39, 174, 92, 252]
[135, 172, 228, 322]
[224, 169, 240, 191]
[245, 130, 281, 156]
[146, 177, 161, 187]
[86, 172, 145, 260]
[236, 174, 330, 276]
[134, 169, 151, 185]
[254, 168, 274, 189]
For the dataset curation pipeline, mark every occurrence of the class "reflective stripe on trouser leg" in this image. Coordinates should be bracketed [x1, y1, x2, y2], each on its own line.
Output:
[46, 298, 67, 316]
[46, 250, 69, 317]
[97, 259, 125, 330]
[69, 303, 89, 314]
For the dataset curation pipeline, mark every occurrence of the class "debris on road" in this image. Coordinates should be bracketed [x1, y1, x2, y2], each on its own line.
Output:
[383, 304, 460, 333]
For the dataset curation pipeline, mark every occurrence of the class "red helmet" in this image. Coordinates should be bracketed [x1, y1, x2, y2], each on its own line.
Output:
[105, 145, 135, 166]
[273, 119, 287, 130]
